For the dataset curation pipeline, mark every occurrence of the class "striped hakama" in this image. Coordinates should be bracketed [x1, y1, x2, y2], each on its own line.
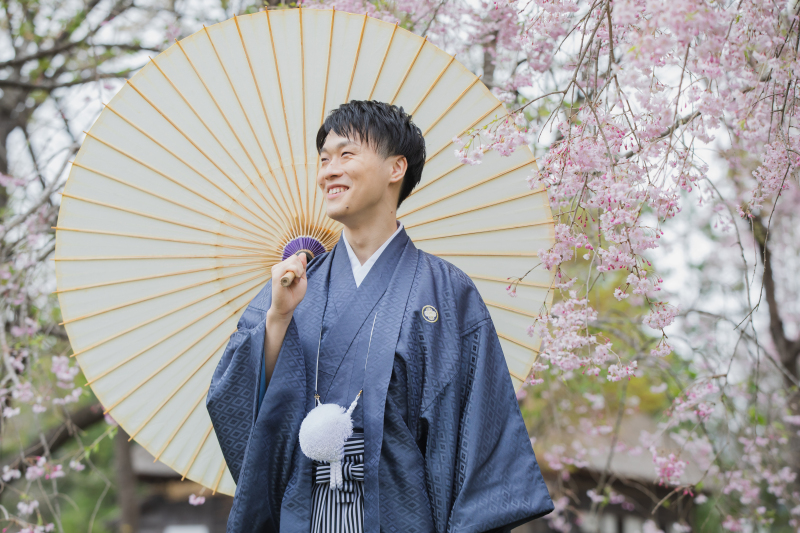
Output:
[310, 431, 365, 533]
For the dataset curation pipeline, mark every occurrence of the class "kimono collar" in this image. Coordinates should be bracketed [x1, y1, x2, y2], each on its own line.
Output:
[341, 220, 405, 288]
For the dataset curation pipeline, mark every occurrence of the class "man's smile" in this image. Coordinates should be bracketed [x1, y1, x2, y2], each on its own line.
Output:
[326, 185, 349, 199]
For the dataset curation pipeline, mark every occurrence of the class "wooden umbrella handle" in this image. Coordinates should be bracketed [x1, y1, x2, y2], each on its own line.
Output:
[280, 271, 296, 287]
[279, 250, 314, 287]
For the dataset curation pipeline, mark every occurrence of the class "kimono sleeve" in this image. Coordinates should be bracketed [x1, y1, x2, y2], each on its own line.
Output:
[422, 317, 554, 533]
[206, 282, 271, 484]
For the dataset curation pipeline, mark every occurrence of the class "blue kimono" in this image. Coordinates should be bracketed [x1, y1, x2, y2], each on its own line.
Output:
[206, 228, 553, 532]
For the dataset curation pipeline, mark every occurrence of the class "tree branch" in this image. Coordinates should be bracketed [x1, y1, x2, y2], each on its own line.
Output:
[1, 403, 106, 474]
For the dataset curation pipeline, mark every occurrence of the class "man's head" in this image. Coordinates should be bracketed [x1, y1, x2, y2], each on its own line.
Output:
[316, 100, 425, 227]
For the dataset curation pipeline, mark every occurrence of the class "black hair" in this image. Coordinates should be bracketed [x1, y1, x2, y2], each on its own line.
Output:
[316, 100, 426, 208]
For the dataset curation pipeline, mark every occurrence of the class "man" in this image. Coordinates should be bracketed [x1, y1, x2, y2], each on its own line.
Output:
[207, 100, 553, 532]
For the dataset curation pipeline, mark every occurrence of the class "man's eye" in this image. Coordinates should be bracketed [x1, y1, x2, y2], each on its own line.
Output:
[342, 151, 352, 156]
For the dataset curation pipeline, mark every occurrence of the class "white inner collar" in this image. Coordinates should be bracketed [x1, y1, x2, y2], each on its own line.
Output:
[341, 220, 404, 288]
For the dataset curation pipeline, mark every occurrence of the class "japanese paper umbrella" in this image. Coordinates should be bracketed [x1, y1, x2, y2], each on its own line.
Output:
[54, 8, 555, 496]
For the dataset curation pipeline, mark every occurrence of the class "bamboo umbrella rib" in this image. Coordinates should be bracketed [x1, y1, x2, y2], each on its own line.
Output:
[100, 301, 246, 412]
[345, 14, 368, 103]
[127, 333, 231, 441]
[468, 273, 552, 290]
[202, 26, 301, 240]
[409, 55, 455, 116]
[424, 102, 504, 163]
[56, 260, 269, 294]
[367, 22, 399, 101]
[172, 39, 284, 232]
[83, 126, 281, 243]
[153, 387, 208, 462]
[497, 332, 541, 353]
[421, 77, 481, 137]
[125, 76, 283, 234]
[85, 280, 261, 396]
[61, 193, 268, 249]
[69, 272, 267, 358]
[72, 157, 272, 246]
[399, 158, 535, 218]
[409, 219, 555, 243]
[402, 190, 543, 229]
[388, 36, 427, 104]
[264, 11, 303, 221]
[55, 253, 272, 262]
[232, 16, 301, 240]
[483, 299, 538, 319]
[182, 423, 214, 480]
[509, 369, 528, 382]
[61, 264, 265, 326]
[212, 462, 227, 495]
[299, 7, 309, 233]
[311, 8, 336, 239]
[53, 226, 264, 254]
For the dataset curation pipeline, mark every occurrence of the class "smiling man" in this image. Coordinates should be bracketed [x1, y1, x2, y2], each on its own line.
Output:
[207, 100, 553, 533]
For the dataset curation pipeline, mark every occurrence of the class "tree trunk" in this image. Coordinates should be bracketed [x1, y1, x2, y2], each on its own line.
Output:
[115, 427, 139, 533]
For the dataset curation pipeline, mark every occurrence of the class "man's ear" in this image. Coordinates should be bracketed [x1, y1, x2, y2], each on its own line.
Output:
[388, 155, 407, 185]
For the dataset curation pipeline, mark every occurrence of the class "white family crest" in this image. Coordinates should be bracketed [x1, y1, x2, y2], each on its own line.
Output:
[422, 305, 438, 323]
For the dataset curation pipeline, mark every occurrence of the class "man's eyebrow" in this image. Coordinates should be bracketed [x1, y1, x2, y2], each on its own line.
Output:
[320, 139, 358, 154]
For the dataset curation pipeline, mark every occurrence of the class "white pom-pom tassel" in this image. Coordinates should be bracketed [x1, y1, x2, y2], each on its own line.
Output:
[299, 402, 354, 490]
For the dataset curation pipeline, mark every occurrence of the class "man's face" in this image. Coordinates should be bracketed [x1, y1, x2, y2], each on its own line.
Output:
[317, 131, 404, 226]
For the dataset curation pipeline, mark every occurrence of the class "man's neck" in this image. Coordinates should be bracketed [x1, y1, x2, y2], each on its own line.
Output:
[342, 217, 399, 266]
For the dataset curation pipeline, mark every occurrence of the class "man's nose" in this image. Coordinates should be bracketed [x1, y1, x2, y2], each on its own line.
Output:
[320, 158, 343, 181]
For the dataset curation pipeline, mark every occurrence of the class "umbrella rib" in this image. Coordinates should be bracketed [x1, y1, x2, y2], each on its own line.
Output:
[421, 76, 481, 137]
[212, 462, 227, 495]
[182, 423, 214, 481]
[55, 253, 271, 262]
[61, 193, 270, 249]
[126, 333, 232, 441]
[125, 77, 283, 234]
[367, 22, 399, 101]
[169, 43, 283, 236]
[299, 7, 309, 234]
[399, 158, 536, 217]
[388, 36, 427, 105]
[232, 16, 301, 240]
[484, 299, 538, 319]
[53, 226, 263, 254]
[402, 190, 543, 229]
[311, 8, 336, 242]
[55, 260, 269, 294]
[153, 387, 208, 462]
[496, 331, 541, 353]
[62, 265, 265, 326]
[345, 14, 368, 103]
[72, 158, 273, 246]
[202, 25, 301, 239]
[408, 55, 455, 117]
[83, 125, 281, 242]
[467, 273, 552, 290]
[69, 272, 267, 358]
[100, 302, 246, 413]
[509, 369, 528, 382]
[98, 107, 275, 240]
[265, 11, 303, 227]
[423, 102, 504, 164]
[408, 220, 554, 242]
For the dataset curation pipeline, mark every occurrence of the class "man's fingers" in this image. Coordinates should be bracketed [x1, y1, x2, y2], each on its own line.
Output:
[277, 254, 306, 287]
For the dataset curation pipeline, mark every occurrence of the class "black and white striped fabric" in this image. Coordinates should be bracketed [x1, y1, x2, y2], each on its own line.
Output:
[310, 431, 365, 533]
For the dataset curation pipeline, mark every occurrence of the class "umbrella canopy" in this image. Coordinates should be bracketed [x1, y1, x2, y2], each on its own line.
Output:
[54, 8, 555, 496]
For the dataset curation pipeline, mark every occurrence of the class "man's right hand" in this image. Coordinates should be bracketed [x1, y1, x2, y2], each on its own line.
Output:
[268, 252, 308, 321]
